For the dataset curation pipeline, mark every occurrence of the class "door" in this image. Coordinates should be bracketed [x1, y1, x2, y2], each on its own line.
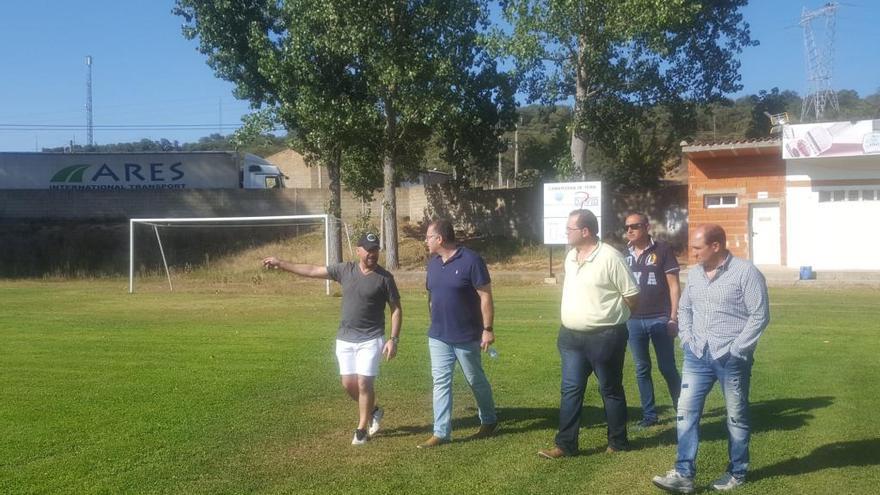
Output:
[750, 204, 781, 265]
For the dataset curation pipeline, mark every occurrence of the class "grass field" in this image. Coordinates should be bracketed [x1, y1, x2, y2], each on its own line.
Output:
[1, 278, 878, 494]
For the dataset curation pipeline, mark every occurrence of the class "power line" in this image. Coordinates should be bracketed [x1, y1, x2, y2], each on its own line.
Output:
[0, 123, 245, 130]
[0, 98, 253, 121]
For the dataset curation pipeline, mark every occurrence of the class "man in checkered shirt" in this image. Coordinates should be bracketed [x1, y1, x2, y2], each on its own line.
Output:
[652, 224, 770, 494]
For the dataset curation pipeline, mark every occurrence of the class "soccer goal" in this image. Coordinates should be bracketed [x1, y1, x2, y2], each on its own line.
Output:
[129, 214, 331, 294]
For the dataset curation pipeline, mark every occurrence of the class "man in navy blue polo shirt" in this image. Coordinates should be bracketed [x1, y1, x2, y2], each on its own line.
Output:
[417, 218, 498, 448]
[624, 212, 682, 429]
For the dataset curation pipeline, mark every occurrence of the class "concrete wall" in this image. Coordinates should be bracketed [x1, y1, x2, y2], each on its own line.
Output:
[0, 188, 403, 276]
[421, 183, 543, 239]
[1, 182, 689, 275]
[0, 188, 425, 222]
[1, 181, 685, 236]
[416, 182, 687, 249]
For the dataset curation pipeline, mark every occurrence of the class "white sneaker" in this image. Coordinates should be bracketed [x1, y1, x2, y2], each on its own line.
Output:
[351, 429, 368, 446]
[711, 472, 744, 491]
[368, 406, 384, 436]
[652, 470, 695, 494]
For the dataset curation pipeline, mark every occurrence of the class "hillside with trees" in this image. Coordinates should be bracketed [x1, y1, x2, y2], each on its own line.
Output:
[42, 87, 879, 193]
[494, 88, 880, 189]
[42, 133, 289, 158]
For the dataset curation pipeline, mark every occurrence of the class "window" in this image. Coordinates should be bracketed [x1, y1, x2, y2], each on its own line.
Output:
[818, 189, 879, 203]
[704, 194, 738, 209]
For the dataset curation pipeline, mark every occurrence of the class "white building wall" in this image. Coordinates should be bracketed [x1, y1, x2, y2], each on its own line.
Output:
[786, 155, 880, 270]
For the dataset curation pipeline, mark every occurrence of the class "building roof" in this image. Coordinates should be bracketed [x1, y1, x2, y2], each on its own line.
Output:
[681, 137, 781, 158]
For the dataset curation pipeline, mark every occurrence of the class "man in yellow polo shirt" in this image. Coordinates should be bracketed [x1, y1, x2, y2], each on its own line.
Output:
[539, 209, 640, 459]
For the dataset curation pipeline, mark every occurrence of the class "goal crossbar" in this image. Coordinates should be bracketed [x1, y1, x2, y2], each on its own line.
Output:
[129, 214, 330, 294]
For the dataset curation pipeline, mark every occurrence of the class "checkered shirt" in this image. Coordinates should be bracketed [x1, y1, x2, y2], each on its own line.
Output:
[678, 254, 770, 360]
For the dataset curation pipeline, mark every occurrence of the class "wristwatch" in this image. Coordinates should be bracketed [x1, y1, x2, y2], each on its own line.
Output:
[390, 336, 400, 344]
[483, 326, 494, 332]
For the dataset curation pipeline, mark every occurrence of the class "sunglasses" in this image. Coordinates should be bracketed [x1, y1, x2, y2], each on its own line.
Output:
[624, 224, 645, 231]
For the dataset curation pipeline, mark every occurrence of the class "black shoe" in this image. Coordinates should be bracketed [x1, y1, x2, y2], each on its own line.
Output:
[634, 418, 659, 431]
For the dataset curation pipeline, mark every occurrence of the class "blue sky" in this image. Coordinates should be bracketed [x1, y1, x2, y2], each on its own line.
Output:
[0, 1, 877, 152]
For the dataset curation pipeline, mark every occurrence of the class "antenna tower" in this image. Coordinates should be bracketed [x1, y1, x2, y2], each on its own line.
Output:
[86, 55, 94, 147]
[800, 2, 839, 122]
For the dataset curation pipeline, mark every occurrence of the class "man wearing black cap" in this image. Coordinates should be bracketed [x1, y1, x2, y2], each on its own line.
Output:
[262, 232, 402, 446]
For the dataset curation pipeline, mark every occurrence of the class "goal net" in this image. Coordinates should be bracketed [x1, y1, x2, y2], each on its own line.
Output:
[129, 214, 332, 294]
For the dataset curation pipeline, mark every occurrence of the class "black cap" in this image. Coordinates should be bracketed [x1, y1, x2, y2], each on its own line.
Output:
[357, 232, 380, 250]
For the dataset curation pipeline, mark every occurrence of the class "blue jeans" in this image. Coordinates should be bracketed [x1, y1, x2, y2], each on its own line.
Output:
[555, 325, 629, 454]
[627, 317, 681, 422]
[675, 346, 753, 480]
[428, 337, 496, 439]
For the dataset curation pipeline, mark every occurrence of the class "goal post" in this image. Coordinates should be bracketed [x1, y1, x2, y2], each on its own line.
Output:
[129, 214, 331, 294]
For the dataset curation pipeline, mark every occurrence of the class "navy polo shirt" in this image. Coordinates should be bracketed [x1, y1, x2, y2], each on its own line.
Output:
[625, 238, 680, 319]
[426, 246, 491, 344]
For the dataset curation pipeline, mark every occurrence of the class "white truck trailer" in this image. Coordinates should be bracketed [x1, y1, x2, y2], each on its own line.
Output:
[0, 151, 285, 190]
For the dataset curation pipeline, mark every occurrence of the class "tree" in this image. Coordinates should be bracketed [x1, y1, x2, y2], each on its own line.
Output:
[497, 0, 756, 187]
[505, 105, 571, 182]
[175, 0, 387, 264]
[329, 0, 513, 268]
[176, 0, 513, 269]
[745, 88, 801, 138]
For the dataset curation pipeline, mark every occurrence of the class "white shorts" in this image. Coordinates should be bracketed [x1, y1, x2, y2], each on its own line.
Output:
[335, 337, 384, 377]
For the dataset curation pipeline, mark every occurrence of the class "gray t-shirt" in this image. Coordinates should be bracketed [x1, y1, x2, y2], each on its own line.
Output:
[326, 262, 400, 343]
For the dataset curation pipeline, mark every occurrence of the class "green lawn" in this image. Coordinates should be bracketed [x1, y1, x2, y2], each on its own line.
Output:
[1, 280, 878, 494]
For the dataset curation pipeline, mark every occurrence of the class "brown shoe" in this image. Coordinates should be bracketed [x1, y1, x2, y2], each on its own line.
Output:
[537, 446, 567, 459]
[417, 435, 448, 449]
[473, 423, 499, 439]
[605, 445, 629, 453]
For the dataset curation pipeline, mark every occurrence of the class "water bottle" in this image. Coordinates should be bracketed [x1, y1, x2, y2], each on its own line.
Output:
[487, 347, 499, 359]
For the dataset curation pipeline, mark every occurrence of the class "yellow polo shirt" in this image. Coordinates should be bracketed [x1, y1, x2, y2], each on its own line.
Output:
[561, 241, 640, 331]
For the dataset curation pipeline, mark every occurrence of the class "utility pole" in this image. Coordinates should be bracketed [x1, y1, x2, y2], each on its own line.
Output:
[497, 150, 502, 187]
[85, 56, 93, 147]
[513, 116, 521, 187]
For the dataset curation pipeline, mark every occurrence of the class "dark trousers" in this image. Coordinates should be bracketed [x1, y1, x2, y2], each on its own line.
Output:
[555, 324, 629, 454]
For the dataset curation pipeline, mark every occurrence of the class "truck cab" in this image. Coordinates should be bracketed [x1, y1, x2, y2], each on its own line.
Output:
[240, 154, 286, 189]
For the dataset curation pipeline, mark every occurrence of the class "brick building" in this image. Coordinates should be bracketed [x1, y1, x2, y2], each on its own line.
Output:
[682, 119, 880, 270]
[682, 138, 785, 266]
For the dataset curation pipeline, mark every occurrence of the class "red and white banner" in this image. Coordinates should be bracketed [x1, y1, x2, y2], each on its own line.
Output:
[782, 119, 880, 159]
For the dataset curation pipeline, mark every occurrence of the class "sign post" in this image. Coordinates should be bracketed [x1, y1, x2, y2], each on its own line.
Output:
[542, 181, 602, 280]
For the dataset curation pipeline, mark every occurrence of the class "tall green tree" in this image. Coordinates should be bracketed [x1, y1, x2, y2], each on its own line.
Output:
[176, 0, 513, 268]
[497, 0, 756, 187]
[176, 0, 385, 263]
[335, 0, 513, 268]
